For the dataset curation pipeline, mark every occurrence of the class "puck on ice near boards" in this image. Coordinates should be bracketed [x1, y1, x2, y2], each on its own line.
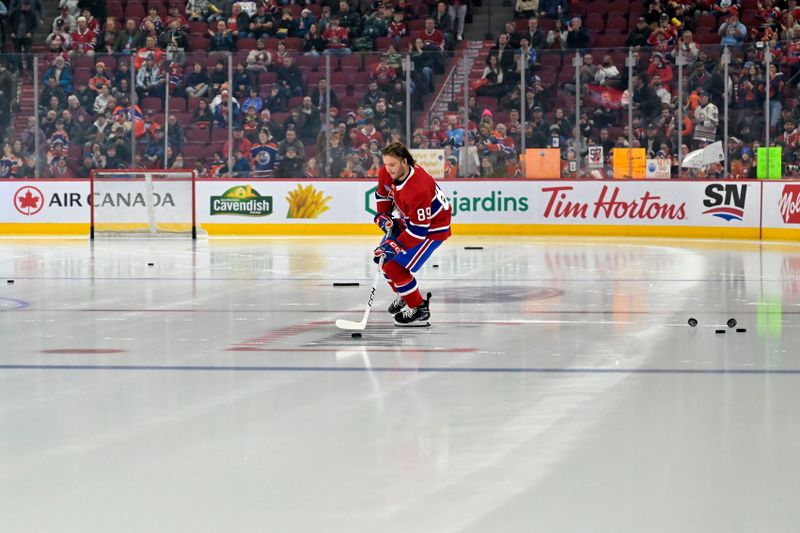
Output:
[6, 280, 14, 284]
[351, 333, 362, 338]
[464, 246, 483, 250]
[147, 263, 154, 266]
[333, 282, 360, 287]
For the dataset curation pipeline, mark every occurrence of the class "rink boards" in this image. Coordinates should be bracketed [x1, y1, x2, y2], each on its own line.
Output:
[2, 178, 800, 241]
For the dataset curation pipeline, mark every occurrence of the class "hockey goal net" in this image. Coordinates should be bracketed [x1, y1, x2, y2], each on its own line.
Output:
[90, 169, 197, 239]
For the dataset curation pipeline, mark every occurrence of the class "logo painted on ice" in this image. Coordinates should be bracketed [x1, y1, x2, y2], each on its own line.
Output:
[14, 186, 44, 216]
[702, 183, 747, 222]
[780, 184, 800, 224]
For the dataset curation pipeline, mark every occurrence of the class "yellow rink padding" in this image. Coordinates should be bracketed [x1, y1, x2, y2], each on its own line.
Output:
[0, 223, 786, 241]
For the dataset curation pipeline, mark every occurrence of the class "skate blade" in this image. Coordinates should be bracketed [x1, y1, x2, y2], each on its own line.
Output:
[394, 321, 431, 328]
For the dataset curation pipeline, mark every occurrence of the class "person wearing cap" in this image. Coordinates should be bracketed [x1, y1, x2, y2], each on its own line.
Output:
[718, 7, 746, 47]
[136, 53, 166, 100]
[693, 90, 718, 146]
[626, 16, 651, 47]
[647, 52, 673, 88]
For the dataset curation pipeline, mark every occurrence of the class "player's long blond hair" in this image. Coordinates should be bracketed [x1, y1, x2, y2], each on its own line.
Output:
[382, 142, 416, 167]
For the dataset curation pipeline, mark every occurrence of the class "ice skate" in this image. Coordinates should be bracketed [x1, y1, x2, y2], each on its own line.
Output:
[388, 294, 407, 314]
[394, 293, 432, 327]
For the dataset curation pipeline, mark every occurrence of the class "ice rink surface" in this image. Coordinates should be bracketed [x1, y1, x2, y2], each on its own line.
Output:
[2, 235, 800, 532]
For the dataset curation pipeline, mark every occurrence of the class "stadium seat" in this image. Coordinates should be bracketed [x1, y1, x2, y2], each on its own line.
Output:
[237, 38, 257, 51]
[141, 97, 163, 111]
[125, 4, 145, 18]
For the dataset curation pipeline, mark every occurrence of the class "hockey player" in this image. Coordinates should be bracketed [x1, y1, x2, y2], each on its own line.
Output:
[373, 142, 451, 327]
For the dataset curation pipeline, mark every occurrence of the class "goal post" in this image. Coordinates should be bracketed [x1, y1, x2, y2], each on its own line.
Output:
[90, 169, 197, 239]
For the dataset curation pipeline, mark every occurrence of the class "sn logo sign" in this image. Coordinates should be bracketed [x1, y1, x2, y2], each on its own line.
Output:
[702, 183, 748, 222]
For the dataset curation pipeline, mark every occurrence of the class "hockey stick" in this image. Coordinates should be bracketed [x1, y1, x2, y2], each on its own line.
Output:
[335, 255, 384, 331]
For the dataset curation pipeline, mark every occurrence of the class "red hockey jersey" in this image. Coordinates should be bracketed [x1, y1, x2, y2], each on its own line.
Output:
[376, 163, 452, 248]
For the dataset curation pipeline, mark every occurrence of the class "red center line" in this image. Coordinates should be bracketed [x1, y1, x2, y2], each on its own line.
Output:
[227, 347, 479, 353]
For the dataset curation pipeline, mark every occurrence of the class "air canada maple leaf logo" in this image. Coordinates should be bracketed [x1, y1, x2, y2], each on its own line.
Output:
[14, 186, 44, 216]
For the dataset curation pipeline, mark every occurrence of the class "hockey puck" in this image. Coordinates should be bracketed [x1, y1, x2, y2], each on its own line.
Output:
[333, 282, 360, 287]
[727, 318, 737, 328]
[147, 263, 154, 266]
[464, 246, 484, 250]
[715, 329, 726, 334]
[432, 264, 439, 268]
[351, 332, 362, 338]
[736, 328, 747, 333]
[6, 280, 13, 284]
[688, 318, 698, 327]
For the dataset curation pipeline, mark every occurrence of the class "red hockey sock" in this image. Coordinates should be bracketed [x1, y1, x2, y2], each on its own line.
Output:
[382, 260, 423, 307]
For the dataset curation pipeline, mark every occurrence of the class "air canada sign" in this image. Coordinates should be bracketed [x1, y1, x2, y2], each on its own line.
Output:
[540, 185, 687, 221]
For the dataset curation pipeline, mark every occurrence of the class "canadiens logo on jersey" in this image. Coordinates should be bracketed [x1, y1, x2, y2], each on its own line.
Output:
[375, 164, 452, 249]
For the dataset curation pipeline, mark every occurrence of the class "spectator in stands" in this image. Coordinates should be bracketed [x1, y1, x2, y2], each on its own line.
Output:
[210, 20, 236, 52]
[245, 39, 272, 72]
[651, 74, 672, 106]
[259, 109, 284, 141]
[626, 16, 650, 47]
[432, 2, 453, 49]
[232, 62, 252, 100]
[687, 60, 711, 93]
[9, 0, 38, 69]
[114, 19, 143, 54]
[296, 8, 316, 38]
[184, 62, 210, 98]
[212, 90, 241, 127]
[566, 17, 589, 50]
[209, 60, 227, 95]
[539, 0, 567, 20]
[144, 128, 166, 167]
[388, 10, 407, 43]
[137, 55, 166, 101]
[594, 54, 621, 87]
[338, 1, 361, 36]
[88, 62, 110, 93]
[410, 37, 434, 93]
[489, 33, 516, 75]
[44, 56, 73, 95]
[647, 52, 673, 89]
[419, 17, 445, 73]
[693, 89, 718, 146]
[192, 98, 214, 128]
[371, 56, 398, 91]
[277, 145, 305, 177]
[278, 127, 305, 159]
[228, 3, 251, 39]
[264, 85, 288, 112]
[48, 20, 72, 51]
[546, 18, 567, 49]
[322, 15, 350, 56]
[524, 17, 546, 50]
[291, 96, 321, 145]
[54, 5, 76, 33]
[68, 15, 97, 59]
[675, 30, 699, 63]
[309, 78, 339, 110]
[277, 56, 305, 97]
[362, 80, 385, 110]
[242, 88, 263, 114]
[719, 8, 747, 47]
[93, 83, 111, 114]
[362, 5, 389, 41]
[187, 0, 210, 22]
[249, 4, 276, 39]
[40, 76, 66, 113]
[476, 54, 508, 99]
[135, 36, 163, 69]
[303, 23, 327, 55]
[166, 114, 185, 153]
[516, 0, 539, 19]
[632, 73, 661, 121]
[141, 6, 164, 33]
[160, 19, 189, 53]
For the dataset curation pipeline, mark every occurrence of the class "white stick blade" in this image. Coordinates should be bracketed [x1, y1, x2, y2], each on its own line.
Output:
[335, 319, 366, 330]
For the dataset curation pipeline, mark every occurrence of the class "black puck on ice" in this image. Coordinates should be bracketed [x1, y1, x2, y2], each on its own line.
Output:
[727, 318, 737, 328]
[736, 328, 747, 333]
[6, 280, 13, 284]
[464, 246, 484, 250]
[147, 263, 154, 266]
[432, 264, 439, 268]
[351, 332, 362, 338]
[688, 318, 698, 327]
[333, 282, 360, 287]
[715, 329, 726, 334]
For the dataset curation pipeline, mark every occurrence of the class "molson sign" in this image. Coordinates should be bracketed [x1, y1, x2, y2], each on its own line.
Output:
[779, 184, 800, 224]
